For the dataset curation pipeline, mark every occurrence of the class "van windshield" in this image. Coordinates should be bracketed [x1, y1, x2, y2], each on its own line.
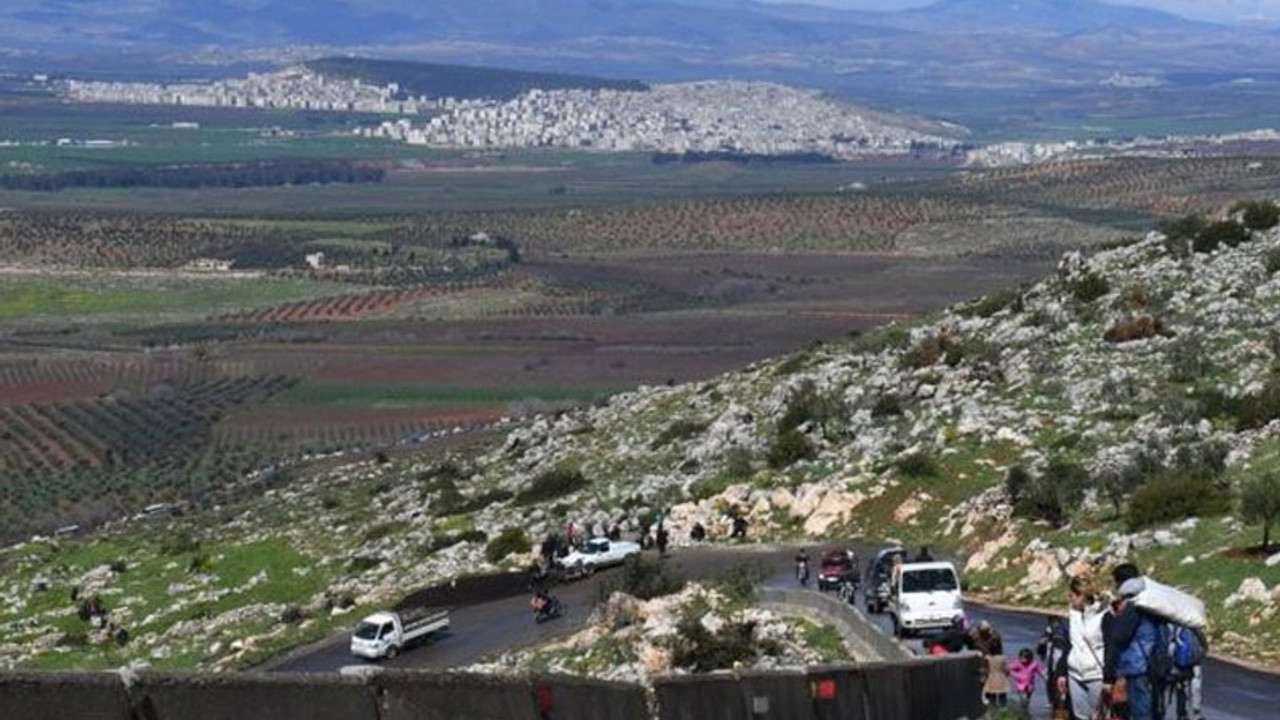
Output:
[902, 569, 958, 593]
[353, 621, 380, 640]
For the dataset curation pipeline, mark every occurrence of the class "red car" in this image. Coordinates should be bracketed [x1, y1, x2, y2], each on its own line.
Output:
[816, 549, 859, 591]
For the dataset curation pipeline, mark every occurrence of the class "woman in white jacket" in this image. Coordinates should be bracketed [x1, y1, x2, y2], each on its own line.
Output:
[1065, 575, 1109, 720]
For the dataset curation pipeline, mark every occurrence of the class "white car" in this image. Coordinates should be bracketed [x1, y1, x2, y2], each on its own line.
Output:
[557, 537, 642, 577]
[889, 561, 964, 638]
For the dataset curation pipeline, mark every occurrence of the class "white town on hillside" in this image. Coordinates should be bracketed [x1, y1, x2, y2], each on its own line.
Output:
[57, 67, 961, 158]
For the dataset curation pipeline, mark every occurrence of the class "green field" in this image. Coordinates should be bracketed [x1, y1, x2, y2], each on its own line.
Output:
[0, 276, 352, 322]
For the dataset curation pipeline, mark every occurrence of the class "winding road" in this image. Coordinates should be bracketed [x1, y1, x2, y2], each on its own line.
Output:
[267, 542, 1278, 719]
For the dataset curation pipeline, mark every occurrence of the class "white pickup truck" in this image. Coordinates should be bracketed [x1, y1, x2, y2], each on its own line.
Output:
[349, 607, 450, 660]
[557, 537, 642, 578]
[888, 561, 964, 638]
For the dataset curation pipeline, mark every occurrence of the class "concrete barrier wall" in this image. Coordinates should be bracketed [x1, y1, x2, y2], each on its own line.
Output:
[758, 587, 913, 662]
[0, 658, 983, 720]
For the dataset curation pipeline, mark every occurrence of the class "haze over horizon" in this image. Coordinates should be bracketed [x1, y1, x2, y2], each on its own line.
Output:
[762, 0, 1268, 24]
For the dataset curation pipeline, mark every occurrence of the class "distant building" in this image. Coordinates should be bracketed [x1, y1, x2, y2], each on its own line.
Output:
[186, 258, 235, 272]
[305, 252, 326, 270]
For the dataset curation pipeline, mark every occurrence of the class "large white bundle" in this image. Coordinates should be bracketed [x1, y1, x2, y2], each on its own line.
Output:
[1127, 577, 1207, 629]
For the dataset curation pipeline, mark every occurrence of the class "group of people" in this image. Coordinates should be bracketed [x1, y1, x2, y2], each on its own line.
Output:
[961, 564, 1205, 720]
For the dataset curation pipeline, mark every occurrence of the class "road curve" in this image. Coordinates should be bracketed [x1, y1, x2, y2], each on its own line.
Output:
[267, 542, 1279, 720]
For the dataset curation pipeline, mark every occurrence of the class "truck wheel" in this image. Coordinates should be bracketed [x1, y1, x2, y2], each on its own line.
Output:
[386, 645, 399, 659]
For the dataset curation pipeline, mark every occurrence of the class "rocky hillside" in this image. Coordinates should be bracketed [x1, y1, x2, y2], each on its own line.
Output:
[6, 205, 1280, 671]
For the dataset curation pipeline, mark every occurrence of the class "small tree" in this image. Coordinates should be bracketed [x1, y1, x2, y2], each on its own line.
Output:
[1239, 472, 1280, 550]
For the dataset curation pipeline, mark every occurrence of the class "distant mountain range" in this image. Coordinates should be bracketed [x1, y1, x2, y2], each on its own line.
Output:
[6, 0, 1280, 139]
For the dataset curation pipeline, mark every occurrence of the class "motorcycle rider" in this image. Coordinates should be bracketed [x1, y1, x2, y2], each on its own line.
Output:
[795, 548, 811, 586]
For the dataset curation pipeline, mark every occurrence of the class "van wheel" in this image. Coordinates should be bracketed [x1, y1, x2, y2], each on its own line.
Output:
[386, 645, 399, 659]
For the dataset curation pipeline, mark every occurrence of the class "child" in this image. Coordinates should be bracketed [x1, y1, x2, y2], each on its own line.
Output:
[983, 647, 1010, 708]
[1008, 647, 1046, 717]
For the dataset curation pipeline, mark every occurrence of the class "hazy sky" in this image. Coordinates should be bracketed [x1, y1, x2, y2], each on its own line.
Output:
[763, 1, 1274, 24]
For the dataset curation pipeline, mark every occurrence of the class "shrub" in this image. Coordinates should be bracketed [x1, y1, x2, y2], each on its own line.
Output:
[484, 527, 532, 563]
[850, 324, 910, 355]
[515, 466, 588, 506]
[360, 521, 407, 544]
[1127, 474, 1230, 530]
[723, 447, 754, 479]
[689, 474, 734, 501]
[715, 561, 770, 605]
[959, 286, 1025, 318]
[1193, 220, 1250, 253]
[424, 528, 489, 553]
[1166, 334, 1209, 383]
[778, 380, 845, 435]
[160, 530, 200, 556]
[670, 611, 757, 672]
[1235, 377, 1280, 430]
[595, 555, 686, 603]
[895, 451, 939, 478]
[347, 555, 384, 572]
[1239, 472, 1280, 550]
[1069, 271, 1111, 304]
[1233, 199, 1280, 230]
[1003, 465, 1032, 503]
[651, 419, 710, 450]
[109, 560, 128, 574]
[1160, 214, 1207, 242]
[1011, 458, 1087, 528]
[767, 429, 815, 469]
[1103, 316, 1163, 343]
[871, 393, 903, 419]
[1263, 248, 1280, 275]
[900, 333, 946, 370]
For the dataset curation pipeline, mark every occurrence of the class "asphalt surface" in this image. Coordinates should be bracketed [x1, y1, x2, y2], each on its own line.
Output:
[268, 542, 1279, 719]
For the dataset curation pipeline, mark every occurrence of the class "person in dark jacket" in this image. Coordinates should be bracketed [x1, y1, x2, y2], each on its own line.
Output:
[1103, 563, 1162, 720]
[930, 614, 976, 654]
[1036, 615, 1071, 713]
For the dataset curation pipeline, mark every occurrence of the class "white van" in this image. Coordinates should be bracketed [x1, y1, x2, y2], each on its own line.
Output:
[888, 561, 964, 638]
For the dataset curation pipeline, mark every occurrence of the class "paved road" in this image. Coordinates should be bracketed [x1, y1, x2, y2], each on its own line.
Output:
[268, 542, 1278, 719]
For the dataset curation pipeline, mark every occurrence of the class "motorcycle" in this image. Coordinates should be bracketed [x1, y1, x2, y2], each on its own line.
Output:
[532, 595, 564, 623]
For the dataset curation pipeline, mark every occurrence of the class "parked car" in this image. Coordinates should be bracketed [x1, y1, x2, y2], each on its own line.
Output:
[888, 561, 964, 638]
[816, 549, 859, 592]
[557, 537, 642, 578]
[864, 546, 906, 614]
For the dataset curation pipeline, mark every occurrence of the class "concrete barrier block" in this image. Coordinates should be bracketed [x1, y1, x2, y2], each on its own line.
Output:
[655, 671, 815, 720]
[134, 672, 376, 720]
[529, 673, 648, 720]
[806, 666, 867, 720]
[930, 656, 984, 720]
[904, 660, 941, 720]
[0, 671, 129, 720]
[861, 663, 909, 720]
[376, 670, 538, 720]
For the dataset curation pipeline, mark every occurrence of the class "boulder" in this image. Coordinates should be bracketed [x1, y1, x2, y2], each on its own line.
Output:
[893, 496, 924, 525]
[1021, 552, 1064, 596]
[965, 529, 1018, 573]
[1224, 577, 1273, 608]
[802, 490, 865, 536]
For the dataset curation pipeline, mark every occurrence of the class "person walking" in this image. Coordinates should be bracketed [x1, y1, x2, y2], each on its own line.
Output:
[1009, 647, 1047, 717]
[982, 638, 1010, 709]
[1066, 576, 1110, 720]
[656, 525, 669, 557]
[1103, 563, 1162, 720]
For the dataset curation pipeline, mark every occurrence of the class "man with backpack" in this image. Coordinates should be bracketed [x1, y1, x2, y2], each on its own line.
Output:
[1102, 563, 1209, 720]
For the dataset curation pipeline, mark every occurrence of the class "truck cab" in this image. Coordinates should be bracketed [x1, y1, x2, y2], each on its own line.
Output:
[888, 561, 963, 638]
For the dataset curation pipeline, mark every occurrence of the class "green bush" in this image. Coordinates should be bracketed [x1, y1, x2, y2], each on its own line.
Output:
[595, 555, 686, 603]
[899, 333, 946, 370]
[1011, 458, 1088, 528]
[1239, 472, 1280, 550]
[515, 466, 588, 506]
[651, 419, 710, 450]
[670, 612, 758, 672]
[484, 527, 532, 563]
[895, 451, 939, 478]
[778, 380, 845, 435]
[689, 474, 735, 501]
[766, 429, 815, 469]
[1160, 214, 1208, 242]
[360, 521, 407, 544]
[1128, 474, 1231, 530]
[1193, 220, 1250, 253]
[1068, 271, 1111, 304]
[160, 530, 201, 556]
[433, 487, 515, 517]
[1233, 199, 1280, 230]
[1235, 378, 1280, 430]
[723, 447, 754, 480]
[715, 561, 771, 605]
[1265, 248, 1280, 275]
[849, 324, 910, 355]
[871, 393, 903, 418]
[1166, 334, 1209, 383]
[958, 286, 1025, 318]
[424, 528, 489, 553]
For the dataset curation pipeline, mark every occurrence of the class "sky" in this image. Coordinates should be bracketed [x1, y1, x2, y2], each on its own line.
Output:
[760, 0, 1274, 24]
